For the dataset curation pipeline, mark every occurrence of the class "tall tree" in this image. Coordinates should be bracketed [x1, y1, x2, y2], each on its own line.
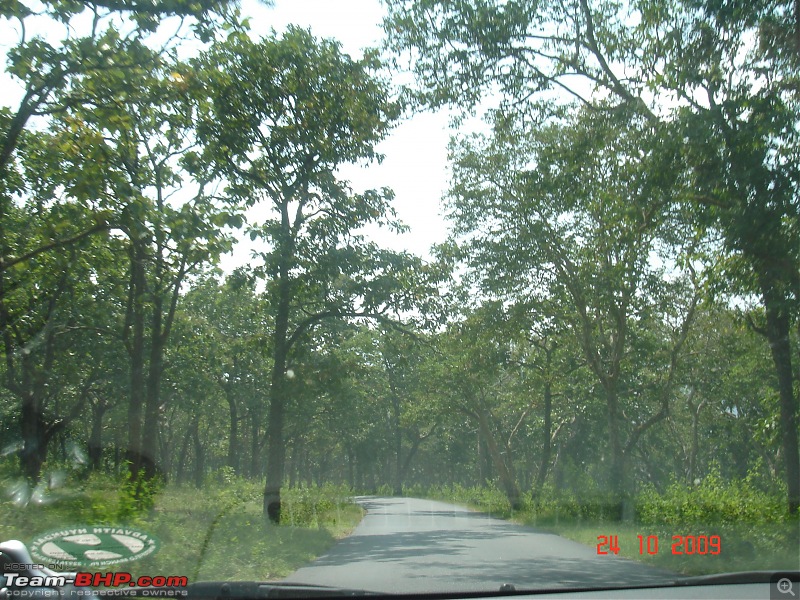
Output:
[385, 0, 800, 515]
[0, 0, 236, 492]
[45, 45, 237, 493]
[445, 108, 699, 515]
[193, 27, 434, 522]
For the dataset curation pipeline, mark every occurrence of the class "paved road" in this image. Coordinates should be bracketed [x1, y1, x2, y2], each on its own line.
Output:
[284, 496, 678, 594]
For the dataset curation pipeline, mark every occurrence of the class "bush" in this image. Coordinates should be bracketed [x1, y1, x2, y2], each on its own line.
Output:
[636, 466, 787, 526]
[282, 483, 354, 528]
[0, 470, 364, 581]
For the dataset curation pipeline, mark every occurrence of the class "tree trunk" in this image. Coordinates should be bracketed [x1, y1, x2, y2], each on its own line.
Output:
[126, 243, 147, 490]
[175, 419, 194, 484]
[605, 380, 627, 520]
[759, 270, 800, 515]
[263, 253, 292, 522]
[88, 400, 108, 472]
[533, 380, 553, 494]
[346, 442, 355, 488]
[391, 393, 403, 495]
[355, 446, 364, 491]
[249, 403, 262, 478]
[142, 298, 164, 483]
[687, 389, 705, 484]
[19, 390, 47, 482]
[225, 383, 239, 473]
[399, 428, 430, 485]
[476, 408, 522, 510]
[192, 420, 204, 488]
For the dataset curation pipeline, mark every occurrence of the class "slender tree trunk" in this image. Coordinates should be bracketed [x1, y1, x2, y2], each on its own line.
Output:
[476, 408, 522, 510]
[88, 401, 108, 471]
[127, 243, 147, 489]
[175, 420, 194, 484]
[347, 442, 355, 488]
[249, 406, 261, 479]
[225, 384, 239, 473]
[288, 439, 297, 488]
[355, 447, 364, 491]
[391, 393, 403, 495]
[142, 299, 163, 482]
[192, 420, 204, 488]
[759, 271, 800, 515]
[605, 379, 627, 520]
[19, 390, 47, 481]
[687, 389, 706, 484]
[533, 380, 553, 494]
[263, 251, 292, 522]
[399, 429, 429, 485]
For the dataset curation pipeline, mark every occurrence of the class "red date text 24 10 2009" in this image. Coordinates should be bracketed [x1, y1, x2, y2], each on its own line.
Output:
[596, 535, 721, 556]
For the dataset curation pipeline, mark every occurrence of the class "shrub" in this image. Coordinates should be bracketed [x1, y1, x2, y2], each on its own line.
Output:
[636, 466, 787, 526]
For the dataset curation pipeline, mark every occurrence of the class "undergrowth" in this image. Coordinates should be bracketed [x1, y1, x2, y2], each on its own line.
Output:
[413, 471, 800, 576]
[0, 466, 362, 581]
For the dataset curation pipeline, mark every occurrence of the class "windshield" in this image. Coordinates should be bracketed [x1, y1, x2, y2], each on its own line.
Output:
[0, 0, 799, 597]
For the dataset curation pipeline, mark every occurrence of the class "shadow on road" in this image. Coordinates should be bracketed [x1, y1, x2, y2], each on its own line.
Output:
[310, 528, 673, 589]
[313, 529, 519, 565]
[290, 497, 678, 592]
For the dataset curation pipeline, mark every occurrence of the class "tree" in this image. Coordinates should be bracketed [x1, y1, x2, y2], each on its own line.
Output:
[0, 0, 238, 496]
[445, 108, 699, 515]
[385, 0, 800, 515]
[171, 271, 272, 478]
[41, 44, 238, 496]
[193, 27, 436, 522]
[501, 300, 586, 496]
[425, 304, 527, 509]
[377, 327, 440, 495]
[0, 0, 233, 274]
[0, 197, 115, 482]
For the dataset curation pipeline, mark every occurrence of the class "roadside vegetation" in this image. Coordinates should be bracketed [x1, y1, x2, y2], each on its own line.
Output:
[0, 469, 361, 581]
[420, 476, 799, 576]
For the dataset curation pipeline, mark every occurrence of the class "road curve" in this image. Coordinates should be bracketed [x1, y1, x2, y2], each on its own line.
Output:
[283, 496, 677, 594]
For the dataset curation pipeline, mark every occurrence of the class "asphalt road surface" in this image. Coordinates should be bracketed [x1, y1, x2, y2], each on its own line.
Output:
[283, 496, 678, 594]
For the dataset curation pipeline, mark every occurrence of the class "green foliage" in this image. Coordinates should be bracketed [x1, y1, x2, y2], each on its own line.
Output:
[143, 480, 362, 580]
[420, 483, 512, 517]
[425, 473, 792, 528]
[385, 0, 800, 514]
[282, 483, 357, 529]
[0, 472, 362, 581]
[636, 466, 787, 526]
[0, 0, 797, 583]
[424, 477, 798, 575]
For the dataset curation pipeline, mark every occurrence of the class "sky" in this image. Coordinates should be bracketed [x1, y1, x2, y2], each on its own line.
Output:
[217, 0, 454, 271]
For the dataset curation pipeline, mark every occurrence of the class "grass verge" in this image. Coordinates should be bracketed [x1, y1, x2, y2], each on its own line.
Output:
[519, 519, 799, 576]
[418, 482, 799, 576]
[0, 471, 363, 581]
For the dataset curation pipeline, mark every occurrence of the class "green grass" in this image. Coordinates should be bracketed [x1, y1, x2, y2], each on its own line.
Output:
[523, 520, 799, 576]
[417, 481, 800, 576]
[0, 470, 363, 581]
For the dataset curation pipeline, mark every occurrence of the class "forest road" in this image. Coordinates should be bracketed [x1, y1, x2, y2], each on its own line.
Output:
[282, 496, 678, 594]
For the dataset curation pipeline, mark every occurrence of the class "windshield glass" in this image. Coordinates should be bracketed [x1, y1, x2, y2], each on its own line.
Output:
[0, 0, 798, 597]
